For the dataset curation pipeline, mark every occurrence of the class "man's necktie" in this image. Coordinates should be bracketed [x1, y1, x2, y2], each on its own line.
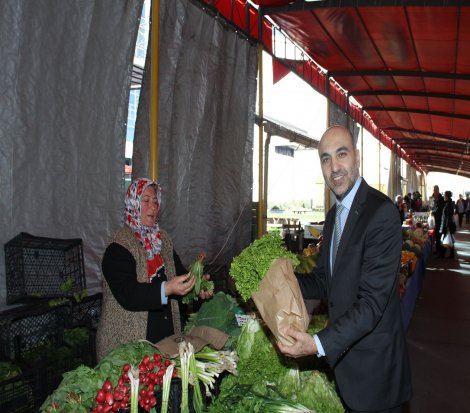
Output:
[332, 203, 344, 267]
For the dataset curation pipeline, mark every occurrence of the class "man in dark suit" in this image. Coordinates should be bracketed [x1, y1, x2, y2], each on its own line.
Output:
[278, 126, 411, 413]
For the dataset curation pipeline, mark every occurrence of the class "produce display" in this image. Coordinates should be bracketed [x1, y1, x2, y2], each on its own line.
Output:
[40, 291, 343, 413]
[400, 224, 430, 297]
[40, 341, 158, 412]
[40, 339, 236, 413]
[207, 317, 343, 413]
[295, 244, 318, 274]
[35, 222, 433, 412]
[184, 292, 243, 350]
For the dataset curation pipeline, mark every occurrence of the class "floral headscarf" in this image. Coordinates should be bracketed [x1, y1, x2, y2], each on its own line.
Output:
[125, 178, 164, 281]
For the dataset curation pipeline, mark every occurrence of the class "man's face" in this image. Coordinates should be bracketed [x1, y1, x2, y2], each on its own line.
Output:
[318, 127, 360, 200]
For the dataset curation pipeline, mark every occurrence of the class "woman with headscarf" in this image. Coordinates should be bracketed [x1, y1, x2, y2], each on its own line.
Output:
[96, 178, 211, 360]
[439, 190, 456, 259]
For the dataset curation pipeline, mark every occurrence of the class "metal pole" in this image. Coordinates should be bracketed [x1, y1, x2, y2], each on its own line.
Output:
[257, 44, 265, 238]
[325, 78, 331, 215]
[150, 0, 160, 181]
[378, 139, 381, 192]
[264, 133, 272, 234]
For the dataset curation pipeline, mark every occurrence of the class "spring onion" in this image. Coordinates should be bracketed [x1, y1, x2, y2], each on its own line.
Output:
[161, 363, 174, 413]
[128, 365, 139, 413]
[179, 342, 190, 413]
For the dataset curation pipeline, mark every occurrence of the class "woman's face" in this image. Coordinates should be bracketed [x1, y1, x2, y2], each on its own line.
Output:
[140, 186, 159, 227]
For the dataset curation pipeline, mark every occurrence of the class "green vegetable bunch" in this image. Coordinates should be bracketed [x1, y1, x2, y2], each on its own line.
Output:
[40, 341, 157, 412]
[208, 317, 344, 413]
[182, 253, 214, 304]
[230, 232, 299, 301]
[184, 292, 242, 350]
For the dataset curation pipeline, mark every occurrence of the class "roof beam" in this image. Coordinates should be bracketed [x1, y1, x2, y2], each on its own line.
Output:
[255, 115, 319, 148]
[395, 142, 467, 153]
[351, 90, 470, 101]
[413, 156, 470, 168]
[329, 70, 470, 81]
[429, 166, 470, 178]
[383, 127, 468, 142]
[362, 107, 470, 120]
[260, 0, 464, 15]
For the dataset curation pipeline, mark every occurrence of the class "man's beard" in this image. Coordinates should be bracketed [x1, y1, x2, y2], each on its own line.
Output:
[329, 167, 359, 200]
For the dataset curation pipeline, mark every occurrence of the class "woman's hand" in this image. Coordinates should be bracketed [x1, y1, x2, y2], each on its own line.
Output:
[165, 273, 196, 297]
[199, 274, 214, 300]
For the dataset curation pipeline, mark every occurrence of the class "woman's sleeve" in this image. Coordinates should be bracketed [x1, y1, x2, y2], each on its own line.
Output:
[102, 243, 165, 311]
[173, 250, 188, 276]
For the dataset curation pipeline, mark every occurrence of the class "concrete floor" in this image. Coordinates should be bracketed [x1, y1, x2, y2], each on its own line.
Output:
[404, 225, 470, 413]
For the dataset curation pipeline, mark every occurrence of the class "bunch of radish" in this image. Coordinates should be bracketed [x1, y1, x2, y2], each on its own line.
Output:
[92, 352, 177, 413]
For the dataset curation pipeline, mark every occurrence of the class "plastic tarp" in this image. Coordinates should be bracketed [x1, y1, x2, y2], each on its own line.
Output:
[0, 0, 143, 306]
[132, 0, 258, 269]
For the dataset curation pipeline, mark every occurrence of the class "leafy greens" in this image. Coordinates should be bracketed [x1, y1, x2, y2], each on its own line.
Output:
[229, 232, 299, 301]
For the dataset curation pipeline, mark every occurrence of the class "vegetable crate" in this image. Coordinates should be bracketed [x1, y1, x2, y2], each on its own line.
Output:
[33, 339, 96, 404]
[156, 376, 223, 413]
[0, 360, 36, 413]
[67, 293, 102, 329]
[4, 232, 86, 305]
[0, 300, 69, 362]
[204, 264, 230, 293]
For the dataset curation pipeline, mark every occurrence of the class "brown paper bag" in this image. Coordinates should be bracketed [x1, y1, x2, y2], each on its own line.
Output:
[251, 257, 309, 346]
[154, 326, 229, 359]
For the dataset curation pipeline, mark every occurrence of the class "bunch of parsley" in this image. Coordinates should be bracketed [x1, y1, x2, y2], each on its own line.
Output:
[229, 232, 299, 301]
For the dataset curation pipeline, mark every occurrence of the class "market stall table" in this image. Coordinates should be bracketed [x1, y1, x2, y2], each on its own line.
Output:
[400, 238, 432, 330]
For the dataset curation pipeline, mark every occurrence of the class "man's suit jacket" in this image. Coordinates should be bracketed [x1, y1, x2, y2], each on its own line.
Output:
[298, 179, 412, 411]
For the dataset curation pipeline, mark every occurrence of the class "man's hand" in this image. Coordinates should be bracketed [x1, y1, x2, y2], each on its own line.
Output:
[277, 328, 318, 358]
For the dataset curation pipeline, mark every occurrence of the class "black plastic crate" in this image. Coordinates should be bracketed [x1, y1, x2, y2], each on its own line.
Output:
[0, 301, 69, 362]
[27, 326, 96, 408]
[4, 232, 86, 304]
[67, 293, 102, 329]
[0, 360, 35, 413]
[156, 375, 222, 413]
[204, 264, 230, 294]
[33, 342, 96, 404]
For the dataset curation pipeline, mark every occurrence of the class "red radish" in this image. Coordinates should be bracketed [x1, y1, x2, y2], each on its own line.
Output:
[95, 389, 105, 404]
[102, 380, 112, 392]
[104, 392, 114, 406]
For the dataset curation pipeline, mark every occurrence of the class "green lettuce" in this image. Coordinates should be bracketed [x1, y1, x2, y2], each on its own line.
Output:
[229, 233, 299, 301]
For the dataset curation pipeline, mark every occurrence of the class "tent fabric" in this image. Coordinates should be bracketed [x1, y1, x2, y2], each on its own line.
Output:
[0, 0, 143, 306]
[132, 0, 257, 269]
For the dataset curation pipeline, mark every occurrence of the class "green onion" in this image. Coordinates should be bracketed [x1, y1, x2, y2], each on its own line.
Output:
[179, 342, 190, 413]
[128, 365, 140, 413]
[161, 363, 174, 413]
[244, 391, 316, 412]
[188, 343, 203, 412]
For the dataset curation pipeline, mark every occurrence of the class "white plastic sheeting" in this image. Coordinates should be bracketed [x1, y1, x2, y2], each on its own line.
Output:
[133, 0, 258, 268]
[0, 0, 144, 306]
